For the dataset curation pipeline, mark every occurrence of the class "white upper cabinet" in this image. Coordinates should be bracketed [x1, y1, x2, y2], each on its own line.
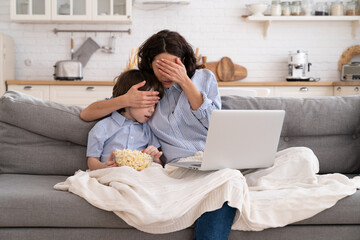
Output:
[10, 0, 132, 23]
[11, 0, 51, 21]
[93, 0, 131, 22]
[52, 0, 92, 21]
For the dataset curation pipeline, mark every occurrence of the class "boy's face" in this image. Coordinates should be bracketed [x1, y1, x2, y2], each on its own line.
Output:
[125, 104, 155, 123]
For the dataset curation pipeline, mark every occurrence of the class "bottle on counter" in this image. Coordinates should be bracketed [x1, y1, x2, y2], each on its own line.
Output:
[291, 1, 302, 16]
[315, 2, 329, 15]
[331, 0, 344, 16]
[271, 0, 282, 16]
[281, 1, 291, 16]
[346, 0, 359, 15]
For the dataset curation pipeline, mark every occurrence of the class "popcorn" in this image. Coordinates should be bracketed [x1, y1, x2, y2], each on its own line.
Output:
[113, 149, 152, 171]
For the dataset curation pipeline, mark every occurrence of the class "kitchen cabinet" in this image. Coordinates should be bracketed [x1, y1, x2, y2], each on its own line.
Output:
[274, 86, 333, 97]
[51, 0, 92, 21]
[7, 81, 360, 106]
[92, 0, 132, 22]
[219, 86, 274, 97]
[6, 81, 114, 107]
[49, 85, 112, 107]
[333, 86, 360, 96]
[10, 0, 51, 21]
[7, 84, 50, 100]
[244, 16, 360, 38]
[10, 0, 132, 23]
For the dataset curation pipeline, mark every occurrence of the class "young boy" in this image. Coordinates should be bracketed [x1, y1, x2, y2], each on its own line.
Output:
[86, 69, 164, 170]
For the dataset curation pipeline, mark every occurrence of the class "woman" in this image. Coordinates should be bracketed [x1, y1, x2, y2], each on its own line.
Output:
[80, 30, 236, 240]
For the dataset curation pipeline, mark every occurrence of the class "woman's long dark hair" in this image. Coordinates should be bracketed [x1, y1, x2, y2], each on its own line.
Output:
[138, 30, 202, 79]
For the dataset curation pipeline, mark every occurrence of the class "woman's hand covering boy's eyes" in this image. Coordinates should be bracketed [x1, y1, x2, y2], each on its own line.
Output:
[156, 58, 189, 86]
[126, 81, 160, 108]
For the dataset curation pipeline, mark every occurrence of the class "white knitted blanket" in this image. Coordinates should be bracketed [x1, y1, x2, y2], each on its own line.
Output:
[54, 147, 360, 233]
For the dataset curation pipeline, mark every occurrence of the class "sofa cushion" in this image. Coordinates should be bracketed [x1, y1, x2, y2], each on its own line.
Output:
[0, 91, 97, 175]
[0, 174, 130, 228]
[0, 91, 95, 146]
[296, 175, 360, 225]
[0, 122, 87, 175]
[221, 95, 360, 174]
[0, 174, 359, 228]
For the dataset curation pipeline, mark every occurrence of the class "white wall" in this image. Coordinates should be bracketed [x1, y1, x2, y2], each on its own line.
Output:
[0, 0, 359, 82]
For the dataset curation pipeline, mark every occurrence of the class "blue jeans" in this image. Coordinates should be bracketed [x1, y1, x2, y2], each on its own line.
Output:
[193, 202, 236, 240]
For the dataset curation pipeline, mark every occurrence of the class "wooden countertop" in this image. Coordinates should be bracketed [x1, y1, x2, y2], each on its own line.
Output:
[6, 80, 115, 86]
[6, 80, 360, 86]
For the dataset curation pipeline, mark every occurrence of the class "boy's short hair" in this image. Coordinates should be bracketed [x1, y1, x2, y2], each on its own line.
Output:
[112, 69, 164, 112]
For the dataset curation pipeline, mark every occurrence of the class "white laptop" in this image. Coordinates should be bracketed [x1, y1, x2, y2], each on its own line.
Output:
[168, 109, 285, 171]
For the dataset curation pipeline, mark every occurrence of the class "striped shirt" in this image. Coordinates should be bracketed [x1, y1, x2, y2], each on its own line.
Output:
[148, 69, 221, 163]
[87, 111, 160, 162]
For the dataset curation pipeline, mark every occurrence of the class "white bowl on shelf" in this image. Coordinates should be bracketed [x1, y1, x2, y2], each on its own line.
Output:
[246, 3, 268, 17]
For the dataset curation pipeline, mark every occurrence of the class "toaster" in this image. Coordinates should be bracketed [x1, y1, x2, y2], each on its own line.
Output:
[341, 62, 360, 81]
[53, 60, 83, 80]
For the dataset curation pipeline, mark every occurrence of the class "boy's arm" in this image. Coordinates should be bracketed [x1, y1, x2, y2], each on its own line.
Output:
[87, 153, 117, 171]
[87, 157, 107, 170]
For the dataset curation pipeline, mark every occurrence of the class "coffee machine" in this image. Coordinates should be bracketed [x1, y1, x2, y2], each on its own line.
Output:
[286, 50, 312, 81]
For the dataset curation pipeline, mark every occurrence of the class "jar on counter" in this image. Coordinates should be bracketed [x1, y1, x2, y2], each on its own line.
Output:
[281, 1, 291, 16]
[291, 1, 302, 16]
[315, 2, 329, 15]
[331, 0, 344, 16]
[302, 0, 314, 16]
[346, 0, 359, 15]
[271, 0, 282, 16]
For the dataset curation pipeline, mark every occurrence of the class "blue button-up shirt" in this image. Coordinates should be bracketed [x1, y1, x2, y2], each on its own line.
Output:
[148, 69, 221, 163]
[87, 111, 160, 162]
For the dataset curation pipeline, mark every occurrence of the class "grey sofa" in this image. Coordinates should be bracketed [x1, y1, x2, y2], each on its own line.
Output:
[0, 90, 359, 240]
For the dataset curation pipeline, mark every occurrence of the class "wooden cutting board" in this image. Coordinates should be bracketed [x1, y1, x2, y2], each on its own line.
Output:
[217, 57, 235, 81]
[204, 57, 247, 81]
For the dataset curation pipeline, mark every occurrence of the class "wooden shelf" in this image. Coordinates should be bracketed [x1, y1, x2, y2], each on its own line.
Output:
[242, 15, 360, 38]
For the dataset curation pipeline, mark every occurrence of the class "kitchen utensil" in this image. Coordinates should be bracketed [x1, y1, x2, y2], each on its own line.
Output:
[246, 3, 268, 17]
[204, 61, 220, 80]
[53, 60, 83, 80]
[315, 2, 329, 15]
[282, 2, 291, 15]
[70, 35, 74, 60]
[302, 0, 314, 16]
[345, 0, 359, 15]
[271, 1, 282, 16]
[101, 35, 117, 53]
[231, 64, 248, 81]
[72, 37, 100, 67]
[286, 50, 312, 81]
[217, 57, 234, 81]
[204, 57, 247, 82]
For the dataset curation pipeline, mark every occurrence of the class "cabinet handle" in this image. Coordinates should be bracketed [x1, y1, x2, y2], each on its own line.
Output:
[24, 86, 33, 90]
[337, 87, 342, 92]
[86, 87, 96, 91]
[354, 87, 359, 92]
[299, 87, 308, 92]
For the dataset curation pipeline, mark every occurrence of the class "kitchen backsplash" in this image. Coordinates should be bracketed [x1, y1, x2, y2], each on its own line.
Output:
[0, 0, 359, 82]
